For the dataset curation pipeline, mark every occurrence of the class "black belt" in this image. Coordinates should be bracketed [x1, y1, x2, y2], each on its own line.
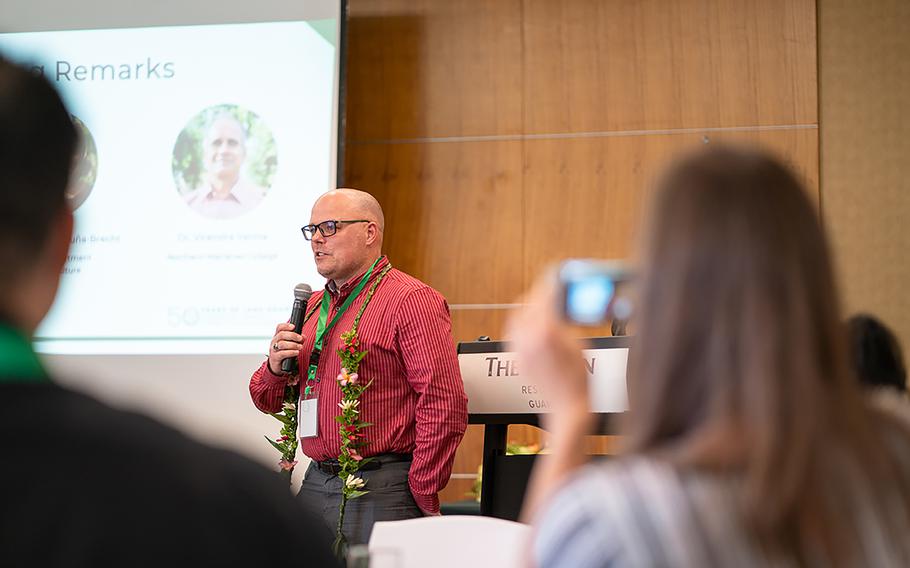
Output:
[315, 453, 412, 476]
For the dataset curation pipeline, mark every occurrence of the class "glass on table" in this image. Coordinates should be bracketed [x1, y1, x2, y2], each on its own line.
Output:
[347, 544, 401, 568]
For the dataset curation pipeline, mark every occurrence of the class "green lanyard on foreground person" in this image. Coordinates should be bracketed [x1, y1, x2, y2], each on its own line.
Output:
[0, 323, 47, 383]
[303, 257, 382, 398]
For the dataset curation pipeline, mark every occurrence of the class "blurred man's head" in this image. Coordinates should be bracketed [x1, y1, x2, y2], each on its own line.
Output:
[0, 57, 76, 333]
[307, 188, 384, 287]
[202, 115, 247, 184]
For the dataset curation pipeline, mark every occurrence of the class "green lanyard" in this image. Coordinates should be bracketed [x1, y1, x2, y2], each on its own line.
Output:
[0, 323, 47, 383]
[304, 257, 381, 397]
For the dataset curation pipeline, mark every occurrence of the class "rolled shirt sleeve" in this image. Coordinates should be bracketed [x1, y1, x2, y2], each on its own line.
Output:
[249, 360, 290, 414]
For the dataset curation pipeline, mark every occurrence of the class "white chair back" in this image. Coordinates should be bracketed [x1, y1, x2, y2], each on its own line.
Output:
[367, 515, 531, 568]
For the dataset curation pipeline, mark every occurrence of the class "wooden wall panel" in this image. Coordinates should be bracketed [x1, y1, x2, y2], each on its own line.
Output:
[345, 0, 523, 141]
[450, 309, 511, 344]
[818, 0, 910, 352]
[523, 129, 819, 282]
[522, 0, 818, 134]
[345, 141, 525, 304]
[344, 0, 819, 504]
[708, 129, 820, 201]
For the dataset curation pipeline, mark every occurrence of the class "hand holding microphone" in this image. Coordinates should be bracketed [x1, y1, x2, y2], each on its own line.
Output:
[267, 283, 312, 375]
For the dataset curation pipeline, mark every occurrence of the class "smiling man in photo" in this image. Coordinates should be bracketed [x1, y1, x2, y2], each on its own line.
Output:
[183, 114, 266, 220]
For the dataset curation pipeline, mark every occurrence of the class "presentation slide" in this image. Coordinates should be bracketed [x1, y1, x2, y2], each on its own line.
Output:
[0, 20, 337, 354]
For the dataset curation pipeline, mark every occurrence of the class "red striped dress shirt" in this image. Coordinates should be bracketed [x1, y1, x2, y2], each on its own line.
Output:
[249, 256, 468, 514]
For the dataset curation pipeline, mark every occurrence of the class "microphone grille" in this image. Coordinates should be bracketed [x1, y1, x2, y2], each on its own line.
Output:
[293, 283, 313, 300]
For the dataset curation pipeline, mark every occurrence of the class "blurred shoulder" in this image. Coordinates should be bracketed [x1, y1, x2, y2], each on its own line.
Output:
[867, 390, 910, 472]
[533, 457, 747, 568]
[532, 458, 664, 568]
[868, 388, 910, 430]
[0, 382, 332, 559]
[1, 382, 274, 490]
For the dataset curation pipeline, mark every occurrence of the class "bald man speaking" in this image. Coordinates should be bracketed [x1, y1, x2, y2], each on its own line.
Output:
[249, 189, 468, 546]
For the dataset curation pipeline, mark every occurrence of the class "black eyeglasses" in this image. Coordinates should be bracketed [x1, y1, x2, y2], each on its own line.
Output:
[301, 219, 370, 241]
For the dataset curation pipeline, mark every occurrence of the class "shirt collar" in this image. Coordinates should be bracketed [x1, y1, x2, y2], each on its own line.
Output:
[202, 178, 259, 206]
[202, 189, 242, 204]
[326, 255, 389, 298]
[0, 323, 47, 383]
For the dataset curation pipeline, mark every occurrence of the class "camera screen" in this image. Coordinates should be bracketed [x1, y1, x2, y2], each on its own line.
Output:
[565, 275, 615, 326]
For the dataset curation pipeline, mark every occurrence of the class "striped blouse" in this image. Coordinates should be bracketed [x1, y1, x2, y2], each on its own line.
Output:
[534, 429, 910, 568]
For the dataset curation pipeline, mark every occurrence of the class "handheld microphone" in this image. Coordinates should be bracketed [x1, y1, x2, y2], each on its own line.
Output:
[281, 283, 313, 374]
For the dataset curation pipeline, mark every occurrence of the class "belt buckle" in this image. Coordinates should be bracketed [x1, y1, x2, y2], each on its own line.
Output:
[319, 460, 341, 476]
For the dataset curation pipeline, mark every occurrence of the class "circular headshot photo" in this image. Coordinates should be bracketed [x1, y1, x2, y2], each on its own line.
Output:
[67, 115, 98, 211]
[172, 104, 278, 220]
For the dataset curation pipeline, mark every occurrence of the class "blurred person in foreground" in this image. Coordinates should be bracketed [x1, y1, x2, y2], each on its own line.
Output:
[848, 314, 909, 428]
[848, 314, 906, 393]
[0, 56, 337, 567]
[511, 146, 910, 567]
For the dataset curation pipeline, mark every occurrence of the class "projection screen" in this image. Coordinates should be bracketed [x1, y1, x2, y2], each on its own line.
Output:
[0, 0, 345, 468]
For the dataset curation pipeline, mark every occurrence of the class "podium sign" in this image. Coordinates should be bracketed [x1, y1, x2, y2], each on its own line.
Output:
[459, 337, 629, 518]
[458, 338, 630, 415]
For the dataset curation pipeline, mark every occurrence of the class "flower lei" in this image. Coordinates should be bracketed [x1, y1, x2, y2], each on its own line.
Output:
[262, 262, 392, 559]
[332, 329, 371, 557]
[332, 263, 391, 558]
[266, 374, 302, 480]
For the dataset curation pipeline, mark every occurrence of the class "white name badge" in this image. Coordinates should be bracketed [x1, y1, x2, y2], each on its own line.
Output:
[298, 397, 319, 438]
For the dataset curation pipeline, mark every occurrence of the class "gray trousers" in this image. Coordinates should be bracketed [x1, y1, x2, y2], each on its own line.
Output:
[298, 457, 423, 546]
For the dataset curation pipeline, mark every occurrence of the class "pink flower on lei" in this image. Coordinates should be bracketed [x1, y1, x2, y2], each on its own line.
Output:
[337, 368, 360, 387]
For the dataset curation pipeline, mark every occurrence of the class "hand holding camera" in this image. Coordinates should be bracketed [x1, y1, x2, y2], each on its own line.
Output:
[507, 259, 632, 431]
